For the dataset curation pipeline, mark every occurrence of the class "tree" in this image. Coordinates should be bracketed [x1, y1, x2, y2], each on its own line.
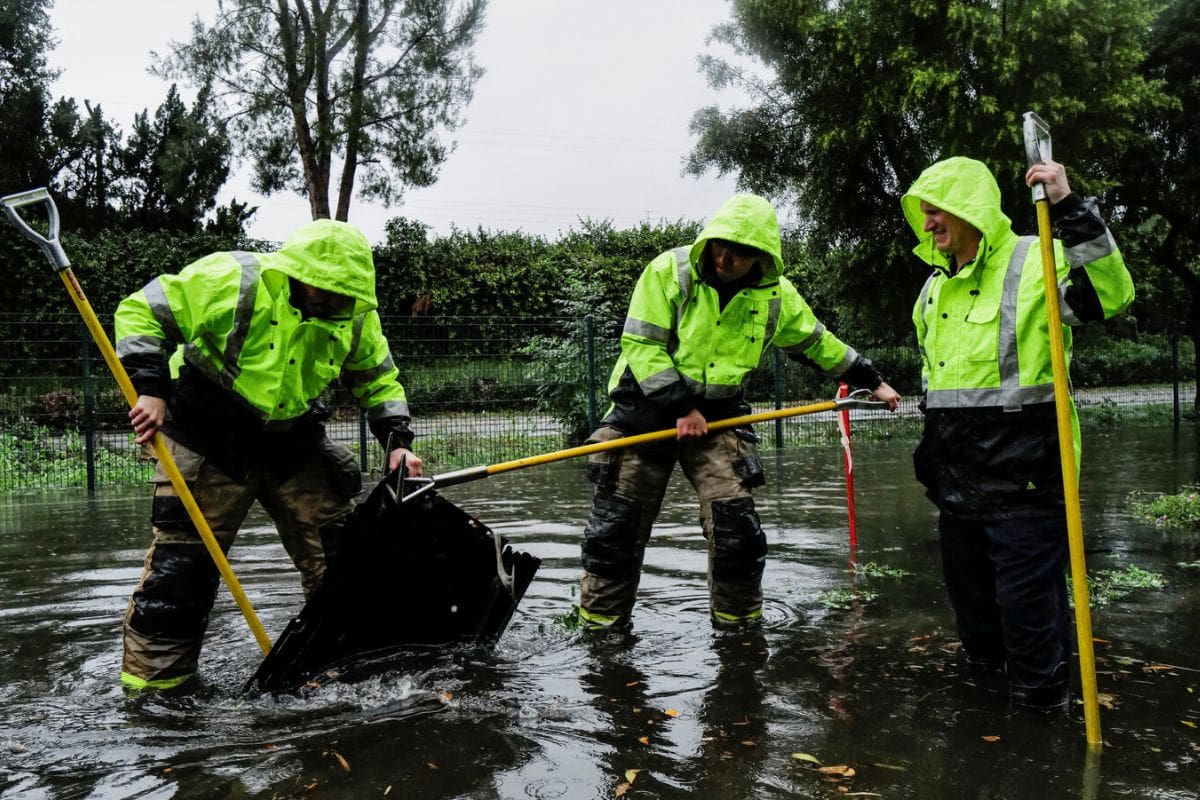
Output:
[687, 0, 1169, 343]
[1115, 0, 1200, 411]
[0, 0, 55, 196]
[115, 84, 232, 232]
[156, 0, 485, 222]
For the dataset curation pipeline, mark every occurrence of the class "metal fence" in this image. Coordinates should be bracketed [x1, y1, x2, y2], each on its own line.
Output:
[0, 313, 1192, 494]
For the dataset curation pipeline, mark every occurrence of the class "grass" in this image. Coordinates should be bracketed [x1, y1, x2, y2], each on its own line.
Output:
[1128, 486, 1200, 530]
[1069, 564, 1167, 606]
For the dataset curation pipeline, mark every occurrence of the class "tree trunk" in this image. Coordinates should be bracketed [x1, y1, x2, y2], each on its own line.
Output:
[335, 0, 370, 222]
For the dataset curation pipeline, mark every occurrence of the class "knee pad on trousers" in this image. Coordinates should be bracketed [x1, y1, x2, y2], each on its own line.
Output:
[582, 494, 640, 579]
[711, 497, 766, 582]
[151, 495, 196, 534]
[128, 543, 220, 639]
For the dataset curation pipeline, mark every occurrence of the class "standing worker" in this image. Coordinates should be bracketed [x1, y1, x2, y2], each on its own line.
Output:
[901, 156, 1133, 710]
[577, 194, 901, 631]
[115, 219, 422, 691]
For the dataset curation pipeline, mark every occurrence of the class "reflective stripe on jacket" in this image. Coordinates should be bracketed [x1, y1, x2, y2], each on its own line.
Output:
[901, 157, 1134, 517]
[903, 157, 1134, 412]
[604, 194, 858, 432]
[114, 221, 409, 428]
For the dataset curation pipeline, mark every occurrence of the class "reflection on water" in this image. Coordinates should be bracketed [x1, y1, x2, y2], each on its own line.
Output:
[1, 425, 1199, 798]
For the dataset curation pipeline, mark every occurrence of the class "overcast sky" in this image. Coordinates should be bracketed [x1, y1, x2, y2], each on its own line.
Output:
[47, 0, 751, 245]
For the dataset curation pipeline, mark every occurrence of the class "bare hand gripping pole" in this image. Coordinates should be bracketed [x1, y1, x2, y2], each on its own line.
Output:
[2, 188, 272, 655]
[401, 391, 887, 503]
[1022, 112, 1102, 747]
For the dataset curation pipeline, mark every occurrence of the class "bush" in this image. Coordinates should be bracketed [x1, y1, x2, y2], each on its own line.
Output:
[1071, 330, 1190, 387]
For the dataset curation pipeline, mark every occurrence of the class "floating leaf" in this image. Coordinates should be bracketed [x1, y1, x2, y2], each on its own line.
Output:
[383, 787, 392, 797]
[426, 762, 439, 770]
[332, 751, 350, 772]
[615, 782, 631, 797]
[792, 752, 821, 764]
[440, 691, 454, 703]
[818, 765, 856, 777]
[1182, 720, 1197, 729]
[625, 769, 642, 784]
[981, 735, 1001, 743]
[625, 681, 640, 687]
[664, 709, 680, 718]
[1097, 693, 1118, 710]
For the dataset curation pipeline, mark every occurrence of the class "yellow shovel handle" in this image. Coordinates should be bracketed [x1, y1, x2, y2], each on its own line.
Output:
[1035, 201, 1101, 746]
[60, 269, 272, 654]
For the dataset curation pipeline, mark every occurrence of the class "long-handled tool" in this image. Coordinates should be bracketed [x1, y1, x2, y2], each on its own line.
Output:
[1022, 112, 1102, 747]
[400, 391, 887, 503]
[1, 187, 271, 654]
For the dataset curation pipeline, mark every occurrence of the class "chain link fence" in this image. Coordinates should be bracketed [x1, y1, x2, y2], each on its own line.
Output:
[0, 313, 1192, 494]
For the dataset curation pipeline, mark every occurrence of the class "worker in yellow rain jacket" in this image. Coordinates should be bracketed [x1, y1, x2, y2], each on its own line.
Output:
[901, 156, 1134, 710]
[114, 219, 421, 691]
[578, 194, 901, 631]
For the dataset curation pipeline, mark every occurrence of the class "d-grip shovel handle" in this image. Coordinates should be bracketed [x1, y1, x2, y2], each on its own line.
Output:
[1, 187, 70, 271]
[1022, 111, 1053, 203]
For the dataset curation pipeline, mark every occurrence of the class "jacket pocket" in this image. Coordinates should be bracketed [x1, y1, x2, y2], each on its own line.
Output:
[962, 298, 1001, 363]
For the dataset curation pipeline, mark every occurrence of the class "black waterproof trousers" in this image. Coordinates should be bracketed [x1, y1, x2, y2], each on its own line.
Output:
[938, 512, 1073, 707]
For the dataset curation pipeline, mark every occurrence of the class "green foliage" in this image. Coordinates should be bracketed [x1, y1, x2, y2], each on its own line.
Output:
[688, 0, 1170, 345]
[0, 0, 55, 196]
[1113, 0, 1200, 341]
[113, 84, 231, 232]
[155, 0, 485, 219]
[853, 562, 912, 579]
[818, 587, 879, 609]
[1128, 485, 1200, 530]
[0, 227, 247, 331]
[1071, 330, 1191, 387]
[0, 417, 149, 492]
[1070, 564, 1167, 606]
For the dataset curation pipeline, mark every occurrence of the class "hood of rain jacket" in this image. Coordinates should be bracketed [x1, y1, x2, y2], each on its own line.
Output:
[688, 194, 785, 283]
[900, 156, 1017, 275]
[265, 219, 379, 314]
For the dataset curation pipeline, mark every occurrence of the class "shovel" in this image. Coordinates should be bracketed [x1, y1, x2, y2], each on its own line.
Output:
[400, 391, 888, 502]
[1, 187, 272, 654]
[1023, 111, 1101, 747]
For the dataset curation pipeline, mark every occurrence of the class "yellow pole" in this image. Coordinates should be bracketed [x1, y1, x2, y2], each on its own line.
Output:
[417, 399, 860, 497]
[58, 269, 272, 654]
[487, 399, 840, 476]
[1032, 202, 1102, 745]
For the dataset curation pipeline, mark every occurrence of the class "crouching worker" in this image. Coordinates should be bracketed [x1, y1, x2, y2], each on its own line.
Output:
[114, 219, 422, 692]
[578, 194, 900, 632]
[900, 157, 1133, 710]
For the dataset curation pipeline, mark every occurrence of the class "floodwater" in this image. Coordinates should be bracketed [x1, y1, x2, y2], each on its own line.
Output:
[1, 423, 1198, 799]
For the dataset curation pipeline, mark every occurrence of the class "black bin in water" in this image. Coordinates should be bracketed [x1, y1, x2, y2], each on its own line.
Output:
[247, 473, 541, 693]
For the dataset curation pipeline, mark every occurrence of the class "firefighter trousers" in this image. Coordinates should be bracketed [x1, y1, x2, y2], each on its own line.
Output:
[578, 426, 767, 629]
[120, 434, 360, 690]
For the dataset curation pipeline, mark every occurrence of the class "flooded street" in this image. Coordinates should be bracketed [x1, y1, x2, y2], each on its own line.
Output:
[1, 423, 1198, 799]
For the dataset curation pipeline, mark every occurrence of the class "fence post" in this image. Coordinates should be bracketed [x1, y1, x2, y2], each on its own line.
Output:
[1172, 327, 1181, 428]
[772, 347, 784, 448]
[358, 409, 369, 472]
[81, 323, 97, 495]
[585, 315, 598, 432]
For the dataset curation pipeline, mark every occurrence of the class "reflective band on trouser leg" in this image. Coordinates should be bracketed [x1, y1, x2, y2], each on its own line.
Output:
[708, 496, 767, 623]
[120, 671, 193, 691]
[576, 606, 622, 630]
